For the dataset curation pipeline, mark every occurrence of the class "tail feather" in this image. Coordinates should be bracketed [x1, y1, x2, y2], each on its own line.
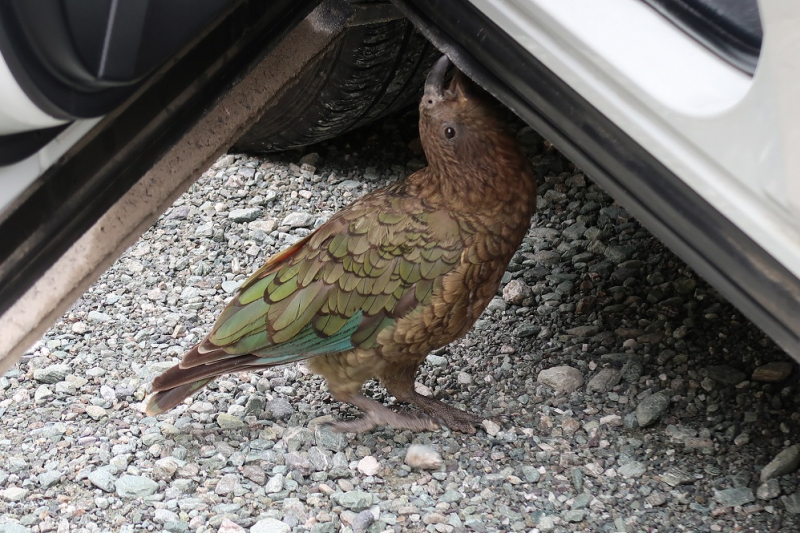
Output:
[146, 350, 272, 416]
[145, 378, 216, 416]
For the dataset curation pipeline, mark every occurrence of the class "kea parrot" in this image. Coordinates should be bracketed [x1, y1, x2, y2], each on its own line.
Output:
[146, 55, 538, 433]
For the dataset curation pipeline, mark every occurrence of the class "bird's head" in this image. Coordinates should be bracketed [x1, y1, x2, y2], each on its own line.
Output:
[418, 55, 511, 174]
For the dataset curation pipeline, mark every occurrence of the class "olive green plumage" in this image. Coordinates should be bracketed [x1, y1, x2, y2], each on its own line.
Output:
[146, 56, 537, 433]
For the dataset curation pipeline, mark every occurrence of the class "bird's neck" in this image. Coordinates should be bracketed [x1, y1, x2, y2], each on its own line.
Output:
[409, 158, 536, 215]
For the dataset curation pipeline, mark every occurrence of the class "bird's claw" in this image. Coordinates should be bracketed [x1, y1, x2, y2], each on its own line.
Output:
[323, 409, 440, 434]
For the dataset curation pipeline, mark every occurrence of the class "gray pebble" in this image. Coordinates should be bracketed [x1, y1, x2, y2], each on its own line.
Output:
[586, 368, 621, 393]
[229, 207, 263, 222]
[503, 279, 532, 304]
[216, 413, 245, 429]
[88, 466, 117, 492]
[760, 444, 800, 482]
[222, 280, 244, 294]
[714, 487, 755, 507]
[351, 510, 374, 533]
[37, 470, 62, 489]
[704, 364, 746, 385]
[115, 475, 158, 498]
[636, 391, 670, 427]
[0, 524, 29, 533]
[265, 398, 294, 419]
[537, 365, 584, 393]
[250, 517, 290, 533]
[33, 364, 70, 384]
[87, 310, 111, 323]
[281, 212, 315, 228]
[618, 461, 646, 478]
[757, 479, 781, 500]
[335, 490, 373, 511]
[782, 492, 800, 514]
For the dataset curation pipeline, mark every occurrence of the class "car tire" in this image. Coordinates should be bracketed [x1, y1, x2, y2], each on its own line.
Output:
[232, 3, 438, 153]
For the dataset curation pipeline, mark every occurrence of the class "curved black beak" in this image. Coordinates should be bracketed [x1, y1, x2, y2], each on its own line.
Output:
[424, 55, 450, 99]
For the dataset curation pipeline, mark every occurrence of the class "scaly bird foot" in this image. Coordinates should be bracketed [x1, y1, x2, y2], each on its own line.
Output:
[325, 394, 440, 433]
[397, 390, 487, 434]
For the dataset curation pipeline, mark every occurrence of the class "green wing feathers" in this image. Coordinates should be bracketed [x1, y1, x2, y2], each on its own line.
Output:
[187, 200, 464, 368]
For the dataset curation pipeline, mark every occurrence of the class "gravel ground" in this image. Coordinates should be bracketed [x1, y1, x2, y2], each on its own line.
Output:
[1, 108, 799, 533]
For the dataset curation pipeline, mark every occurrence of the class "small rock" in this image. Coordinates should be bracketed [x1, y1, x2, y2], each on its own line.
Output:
[0, 522, 29, 533]
[195, 223, 214, 238]
[646, 491, 667, 507]
[405, 444, 442, 470]
[249, 219, 277, 233]
[167, 204, 191, 220]
[714, 487, 755, 507]
[357, 456, 380, 476]
[782, 492, 800, 514]
[215, 474, 239, 496]
[88, 467, 117, 492]
[115, 475, 158, 498]
[441, 489, 463, 503]
[618, 461, 646, 478]
[251, 517, 290, 533]
[351, 510, 374, 533]
[338, 180, 362, 191]
[33, 364, 71, 384]
[521, 465, 541, 483]
[335, 491, 373, 511]
[502, 279, 532, 305]
[243, 465, 266, 485]
[457, 371, 473, 385]
[265, 473, 284, 493]
[281, 212, 315, 228]
[757, 479, 781, 500]
[71, 321, 89, 334]
[299, 152, 321, 166]
[426, 354, 447, 366]
[537, 365, 584, 393]
[586, 368, 622, 393]
[87, 310, 112, 323]
[562, 223, 587, 240]
[37, 470, 62, 489]
[154, 509, 180, 524]
[1, 487, 27, 502]
[315, 424, 347, 452]
[752, 362, 793, 383]
[221, 280, 243, 294]
[216, 413, 245, 429]
[85, 405, 107, 420]
[228, 207, 263, 223]
[760, 444, 800, 482]
[265, 398, 294, 419]
[482, 419, 501, 436]
[34, 385, 53, 402]
[153, 458, 180, 481]
[704, 365, 746, 385]
[636, 391, 670, 427]
[661, 467, 693, 487]
[563, 510, 584, 523]
[217, 519, 245, 533]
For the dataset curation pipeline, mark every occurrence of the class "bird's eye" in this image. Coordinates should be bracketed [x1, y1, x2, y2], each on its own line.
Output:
[444, 126, 456, 139]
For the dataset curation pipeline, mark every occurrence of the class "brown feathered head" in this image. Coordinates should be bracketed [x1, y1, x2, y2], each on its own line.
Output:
[418, 55, 519, 178]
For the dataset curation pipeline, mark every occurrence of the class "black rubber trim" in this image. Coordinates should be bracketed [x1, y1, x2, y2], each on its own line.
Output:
[0, 0, 321, 318]
[392, 0, 800, 361]
[0, 124, 69, 166]
[642, 0, 762, 75]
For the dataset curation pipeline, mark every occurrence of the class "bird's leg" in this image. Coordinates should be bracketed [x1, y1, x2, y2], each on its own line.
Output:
[383, 380, 486, 434]
[381, 364, 484, 434]
[325, 393, 440, 433]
